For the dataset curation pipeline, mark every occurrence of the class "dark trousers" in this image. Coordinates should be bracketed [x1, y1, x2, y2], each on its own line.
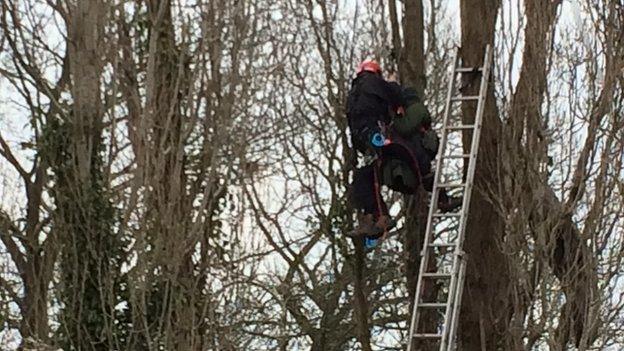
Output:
[352, 163, 388, 217]
[381, 133, 433, 193]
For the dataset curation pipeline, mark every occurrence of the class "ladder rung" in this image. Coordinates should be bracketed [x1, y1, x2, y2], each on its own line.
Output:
[442, 154, 471, 159]
[451, 95, 480, 102]
[418, 302, 447, 308]
[437, 182, 466, 188]
[446, 124, 475, 130]
[428, 242, 457, 248]
[413, 333, 443, 339]
[432, 212, 461, 218]
[455, 67, 482, 73]
[421, 272, 452, 279]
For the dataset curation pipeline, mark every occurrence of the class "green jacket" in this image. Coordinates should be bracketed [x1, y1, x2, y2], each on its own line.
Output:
[381, 87, 438, 190]
[392, 99, 432, 137]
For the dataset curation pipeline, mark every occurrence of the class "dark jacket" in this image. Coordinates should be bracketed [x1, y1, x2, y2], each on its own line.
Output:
[346, 72, 404, 133]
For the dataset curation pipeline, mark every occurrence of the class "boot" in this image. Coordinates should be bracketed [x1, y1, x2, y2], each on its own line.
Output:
[437, 189, 463, 213]
[347, 213, 384, 238]
[363, 216, 397, 251]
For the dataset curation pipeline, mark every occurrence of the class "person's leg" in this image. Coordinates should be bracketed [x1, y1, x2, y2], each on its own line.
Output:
[408, 134, 462, 212]
[381, 135, 430, 192]
[349, 163, 393, 238]
[437, 188, 463, 212]
[383, 134, 462, 212]
[352, 164, 385, 216]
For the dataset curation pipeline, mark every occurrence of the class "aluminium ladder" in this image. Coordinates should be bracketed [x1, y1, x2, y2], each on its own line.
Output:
[407, 45, 493, 351]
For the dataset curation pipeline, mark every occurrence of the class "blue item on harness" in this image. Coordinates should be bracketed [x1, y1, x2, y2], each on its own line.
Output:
[364, 237, 379, 250]
[371, 132, 386, 147]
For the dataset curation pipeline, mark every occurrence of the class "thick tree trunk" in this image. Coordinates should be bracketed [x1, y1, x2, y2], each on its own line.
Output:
[392, 0, 427, 306]
[458, 0, 597, 348]
[402, 0, 426, 95]
[128, 1, 204, 349]
[57, 2, 121, 350]
[392, 2, 434, 348]
[458, 1, 508, 349]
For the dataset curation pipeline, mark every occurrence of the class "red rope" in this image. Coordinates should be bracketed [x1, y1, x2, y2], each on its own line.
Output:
[372, 159, 384, 218]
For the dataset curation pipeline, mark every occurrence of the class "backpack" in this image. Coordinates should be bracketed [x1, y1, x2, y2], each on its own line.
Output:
[380, 87, 439, 193]
[382, 157, 418, 194]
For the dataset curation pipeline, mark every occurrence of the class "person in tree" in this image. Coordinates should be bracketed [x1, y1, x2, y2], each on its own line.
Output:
[346, 60, 461, 240]
[382, 87, 457, 199]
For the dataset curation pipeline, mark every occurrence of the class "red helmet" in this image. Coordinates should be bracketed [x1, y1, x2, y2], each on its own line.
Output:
[356, 60, 382, 75]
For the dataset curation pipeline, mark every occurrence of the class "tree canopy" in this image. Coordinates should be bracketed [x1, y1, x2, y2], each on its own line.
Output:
[0, 1, 622, 350]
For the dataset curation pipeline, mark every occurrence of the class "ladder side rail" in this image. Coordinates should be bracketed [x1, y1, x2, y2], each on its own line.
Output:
[443, 45, 493, 350]
[439, 155, 478, 348]
[440, 50, 488, 350]
[448, 258, 468, 351]
[439, 264, 460, 349]
[455, 44, 492, 252]
[407, 50, 459, 350]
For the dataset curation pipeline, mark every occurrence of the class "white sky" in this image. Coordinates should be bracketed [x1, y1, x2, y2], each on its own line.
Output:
[0, 0, 620, 350]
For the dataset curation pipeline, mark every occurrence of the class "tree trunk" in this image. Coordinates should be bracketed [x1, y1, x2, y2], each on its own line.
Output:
[21, 167, 54, 343]
[392, 3, 435, 348]
[458, 1, 508, 349]
[393, 0, 427, 305]
[402, 0, 426, 95]
[353, 243, 373, 351]
[458, 0, 597, 348]
[56, 1, 122, 350]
